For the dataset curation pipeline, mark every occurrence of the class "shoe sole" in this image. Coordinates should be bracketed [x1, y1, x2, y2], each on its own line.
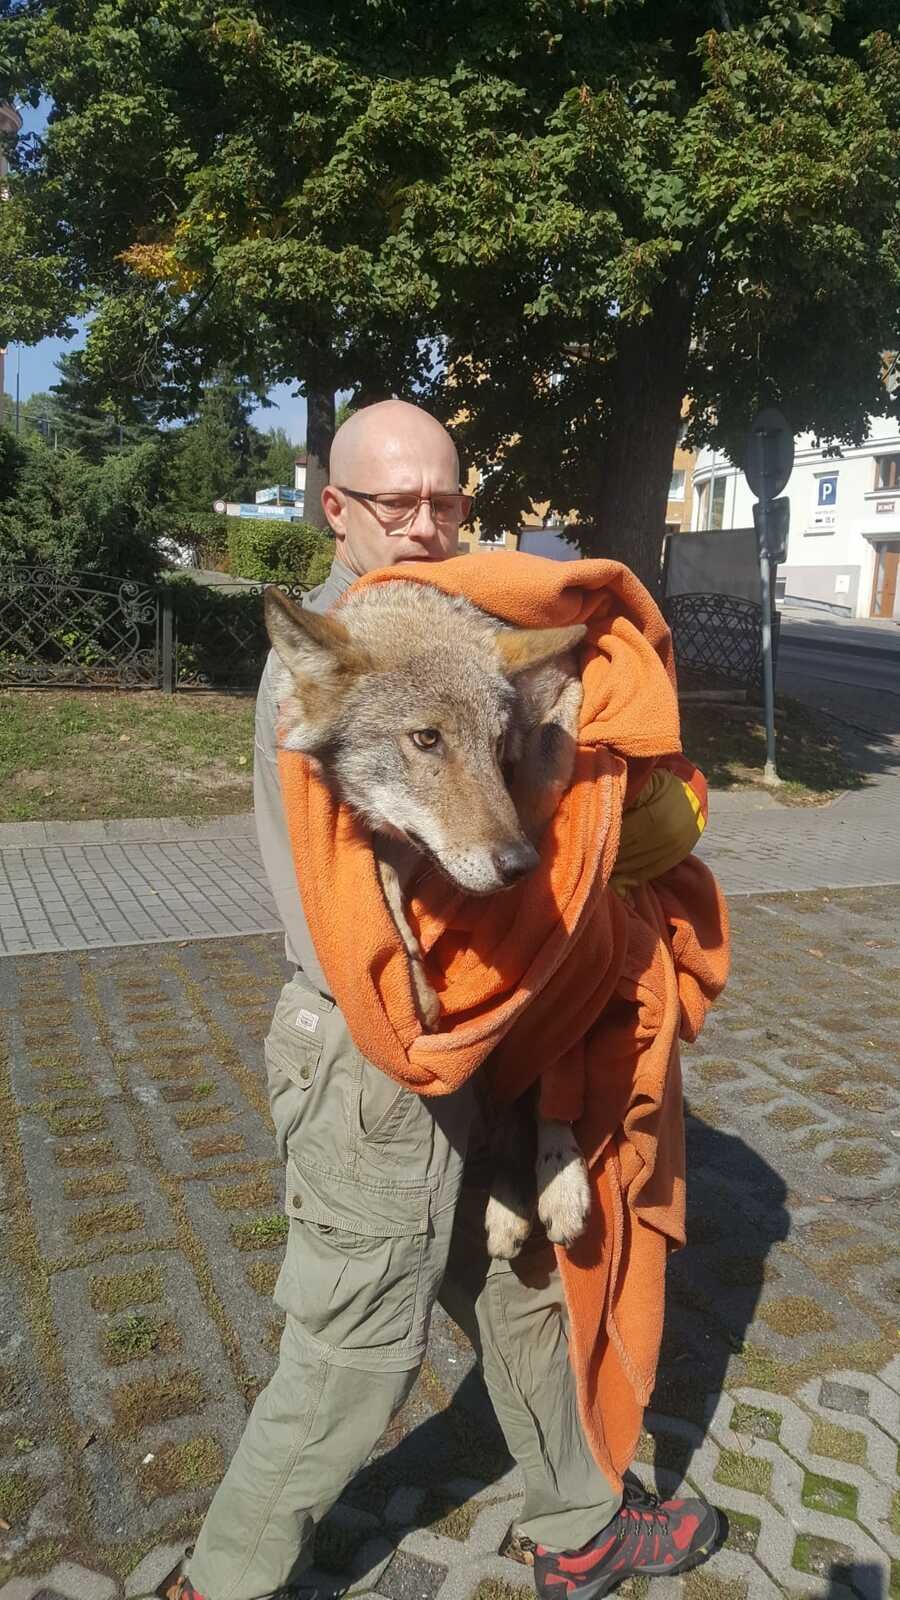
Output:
[566, 1511, 725, 1600]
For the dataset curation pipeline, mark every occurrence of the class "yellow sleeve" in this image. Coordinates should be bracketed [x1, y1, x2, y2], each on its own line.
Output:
[610, 769, 706, 894]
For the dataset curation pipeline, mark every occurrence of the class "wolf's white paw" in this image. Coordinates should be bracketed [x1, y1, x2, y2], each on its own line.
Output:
[537, 1121, 591, 1246]
[485, 1194, 533, 1260]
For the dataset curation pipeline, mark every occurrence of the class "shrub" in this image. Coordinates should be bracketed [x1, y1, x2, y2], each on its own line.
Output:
[227, 517, 333, 587]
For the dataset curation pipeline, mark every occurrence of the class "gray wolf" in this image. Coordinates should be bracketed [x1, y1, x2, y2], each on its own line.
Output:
[265, 577, 592, 1258]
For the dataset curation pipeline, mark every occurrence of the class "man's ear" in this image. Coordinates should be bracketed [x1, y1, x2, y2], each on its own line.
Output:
[493, 623, 586, 678]
[264, 587, 364, 682]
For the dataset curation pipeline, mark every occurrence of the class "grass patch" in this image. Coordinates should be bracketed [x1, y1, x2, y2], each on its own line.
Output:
[827, 1144, 889, 1178]
[765, 1105, 821, 1131]
[90, 1264, 164, 1313]
[679, 696, 862, 805]
[102, 1314, 179, 1366]
[139, 1435, 223, 1501]
[246, 1260, 280, 1297]
[213, 1177, 278, 1212]
[192, 1132, 245, 1159]
[46, 1107, 105, 1137]
[419, 1488, 478, 1541]
[808, 1420, 867, 1467]
[730, 1403, 781, 1442]
[801, 1471, 858, 1520]
[713, 1449, 772, 1496]
[71, 1201, 143, 1242]
[0, 1470, 41, 1526]
[111, 1368, 205, 1436]
[174, 1104, 232, 1131]
[723, 1510, 760, 1555]
[161, 1082, 215, 1103]
[0, 688, 254, 823]
[758, 1295, 835, 1335]
[64, 1170, 129, 1201]
[231, 1213, 289, 1251]
[471, 1584, 533, 1600]
[52, 1138, 117, 1173]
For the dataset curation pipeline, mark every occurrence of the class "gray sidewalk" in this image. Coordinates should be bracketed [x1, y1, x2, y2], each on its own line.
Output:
[1, 744, 899, 957]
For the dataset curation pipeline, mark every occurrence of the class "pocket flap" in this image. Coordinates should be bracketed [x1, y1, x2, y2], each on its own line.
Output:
[285, 1157, 429, 1238]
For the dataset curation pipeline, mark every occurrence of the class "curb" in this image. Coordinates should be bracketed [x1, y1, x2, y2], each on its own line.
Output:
[0, 812, 256, 850]
[780, 632, 900, 663]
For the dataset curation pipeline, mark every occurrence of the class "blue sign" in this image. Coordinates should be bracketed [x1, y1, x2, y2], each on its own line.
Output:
[818, 475, 838, 507]
[235, 502, 305, 521]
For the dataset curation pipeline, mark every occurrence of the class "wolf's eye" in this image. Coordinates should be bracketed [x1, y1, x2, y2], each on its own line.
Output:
[410, 728, 441, 751]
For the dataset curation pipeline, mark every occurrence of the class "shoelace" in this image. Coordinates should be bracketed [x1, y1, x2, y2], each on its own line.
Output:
[616, 1484, 670, 1536]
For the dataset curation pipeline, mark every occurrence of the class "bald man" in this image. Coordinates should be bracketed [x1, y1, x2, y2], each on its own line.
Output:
[175, 402, 719, 1600]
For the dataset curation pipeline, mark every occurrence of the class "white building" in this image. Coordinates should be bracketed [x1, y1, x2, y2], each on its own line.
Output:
[692, 414, 900, 620]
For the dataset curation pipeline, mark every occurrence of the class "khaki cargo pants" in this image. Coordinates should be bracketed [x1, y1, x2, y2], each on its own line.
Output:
[189, 974, 619, 1600]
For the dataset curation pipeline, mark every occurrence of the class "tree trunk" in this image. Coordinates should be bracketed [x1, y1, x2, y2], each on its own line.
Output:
[581, 277, 696, 595]
[304, 386, 335, 529]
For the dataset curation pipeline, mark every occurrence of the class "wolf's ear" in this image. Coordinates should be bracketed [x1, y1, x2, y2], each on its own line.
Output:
[264, 587, 362, 680]
[493, 623, 586, 678]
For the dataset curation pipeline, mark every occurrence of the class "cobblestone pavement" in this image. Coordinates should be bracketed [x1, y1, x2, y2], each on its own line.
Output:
[1, 888, 898, 1599]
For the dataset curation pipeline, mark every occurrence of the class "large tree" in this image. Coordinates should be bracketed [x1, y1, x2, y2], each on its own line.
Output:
[3, 2, 899, 585]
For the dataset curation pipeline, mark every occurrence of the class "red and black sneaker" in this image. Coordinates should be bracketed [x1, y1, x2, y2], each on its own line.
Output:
[533, 1478, 724, 1598]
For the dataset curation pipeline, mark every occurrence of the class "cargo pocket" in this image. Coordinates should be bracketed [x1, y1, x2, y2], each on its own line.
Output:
[281, 1156, 429, 1354]
[265, 1008, 324, 1159]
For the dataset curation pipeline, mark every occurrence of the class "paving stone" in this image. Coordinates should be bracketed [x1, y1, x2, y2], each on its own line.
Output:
[123, 1542, 186, 1597]
[819, 1379, 870, 1417]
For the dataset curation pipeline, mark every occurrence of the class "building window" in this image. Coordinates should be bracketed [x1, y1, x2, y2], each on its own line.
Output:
[874, 455, 900, 491]
[668, 469, 686, 502]
[697, 475, 727, 529]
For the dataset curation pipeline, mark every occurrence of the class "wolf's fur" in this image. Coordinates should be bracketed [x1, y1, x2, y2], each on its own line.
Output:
[265, 579, 591, 1256]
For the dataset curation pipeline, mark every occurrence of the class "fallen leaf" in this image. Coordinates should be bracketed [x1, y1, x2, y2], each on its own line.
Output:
[0, 1517, 9, 1531]
[807, 948, 825, 958]
[815, 1195, 835, 1204]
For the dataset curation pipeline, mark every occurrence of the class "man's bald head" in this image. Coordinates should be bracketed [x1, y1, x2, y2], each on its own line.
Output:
[322, 399, 464, 576]
[329, 398, 459, 486]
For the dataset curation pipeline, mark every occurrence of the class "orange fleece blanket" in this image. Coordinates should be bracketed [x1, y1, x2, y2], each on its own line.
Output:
[276, 551, 729, 1486]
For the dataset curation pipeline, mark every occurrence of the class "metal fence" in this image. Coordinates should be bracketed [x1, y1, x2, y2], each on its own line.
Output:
[663, 591, 780, 698]
[0, 565, 305, 692]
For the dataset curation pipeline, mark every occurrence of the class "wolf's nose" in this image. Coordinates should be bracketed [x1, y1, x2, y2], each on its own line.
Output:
[492, 840, 539, 885]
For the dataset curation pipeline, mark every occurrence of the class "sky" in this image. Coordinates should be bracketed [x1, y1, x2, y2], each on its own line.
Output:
[6, 98, 309, 444]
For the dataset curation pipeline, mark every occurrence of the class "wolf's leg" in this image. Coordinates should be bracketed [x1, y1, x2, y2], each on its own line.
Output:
[484, 1090, 538, 1260]
[376, 855, 440, 1031]
[536, 1119, 591, 1246]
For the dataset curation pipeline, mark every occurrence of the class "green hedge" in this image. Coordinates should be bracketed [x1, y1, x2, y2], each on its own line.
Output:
[227, 516, 333, 588]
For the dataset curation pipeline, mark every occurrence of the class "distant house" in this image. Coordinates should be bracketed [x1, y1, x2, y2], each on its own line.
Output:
[691, 411, 900, 619]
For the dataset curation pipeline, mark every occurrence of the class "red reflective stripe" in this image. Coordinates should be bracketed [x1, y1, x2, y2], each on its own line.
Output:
[557, 1537, 616, 1573]
[672, 1513, 700, 1552]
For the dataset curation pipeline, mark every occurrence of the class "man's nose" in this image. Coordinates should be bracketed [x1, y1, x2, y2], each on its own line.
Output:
[409, 498, 439, 537]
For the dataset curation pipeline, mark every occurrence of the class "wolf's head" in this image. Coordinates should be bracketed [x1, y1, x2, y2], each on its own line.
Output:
[265, 581, 585, 895]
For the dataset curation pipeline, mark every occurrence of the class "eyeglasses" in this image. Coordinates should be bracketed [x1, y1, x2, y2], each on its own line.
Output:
[337, 486, 473, 534]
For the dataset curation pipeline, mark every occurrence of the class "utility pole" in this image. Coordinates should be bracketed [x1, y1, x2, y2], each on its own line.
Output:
[743, 408, 794, 786]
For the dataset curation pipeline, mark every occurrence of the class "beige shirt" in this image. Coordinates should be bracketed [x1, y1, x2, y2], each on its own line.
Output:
[253, 558, 357, 993]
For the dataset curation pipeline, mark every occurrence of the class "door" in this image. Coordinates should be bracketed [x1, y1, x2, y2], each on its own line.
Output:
[871, 542, 900, 618]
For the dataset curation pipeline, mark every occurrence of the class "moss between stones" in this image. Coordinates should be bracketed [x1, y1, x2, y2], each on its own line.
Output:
[419, 1488, 479, 1541]
[111, 1367, 205, 1435]
[0, 1367, 17, 1407]
[722, 1510, 760, 1555]
[139, 1435, 223, 1501]
[103, 1313, 180, 1366]
[827, 1144, 888, 1178]
[470, 1582, 533, 1600]
[765, 1105, 821, 1131]
[758, 1295, 836, 1336]
[71, 1201, 143, 1242]
[213, 1177, 278, 1212]
[161, 1082, 216, 1103]
[147, 1056, 204, 1081]
[312, 1515, 364, 1574]
[713, 1449, 772, 1496]
[0, 1469, 42, 1525]
[801, 1470, 859, 1520]
[232, 1214, 289, 1251]
[54, 1138, 115, 1168]
[175, 1104, 233, 1131]
[730, 1403, 781, 1442]
[808, 1420, 867, 1466]
[890, 1490, 900, 1537]
[191, 1132, 246, 1159]
[683, 1575, 748, 1600]
[246, 1260, 280, 1297]
[716, 1256, 780, 1289]
[64, 1170, 129, 1201]
[90, 1264, 164, 1312]
[46, 1107, 105, 1137]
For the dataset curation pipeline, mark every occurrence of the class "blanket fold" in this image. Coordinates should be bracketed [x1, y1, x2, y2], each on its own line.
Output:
[276, 550, 729, 1486]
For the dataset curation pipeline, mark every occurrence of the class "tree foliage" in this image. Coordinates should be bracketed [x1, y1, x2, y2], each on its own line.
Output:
[3, 1, 899, 584]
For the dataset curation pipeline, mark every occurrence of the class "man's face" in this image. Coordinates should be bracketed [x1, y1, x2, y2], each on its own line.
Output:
[322, 414, 464, 576]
